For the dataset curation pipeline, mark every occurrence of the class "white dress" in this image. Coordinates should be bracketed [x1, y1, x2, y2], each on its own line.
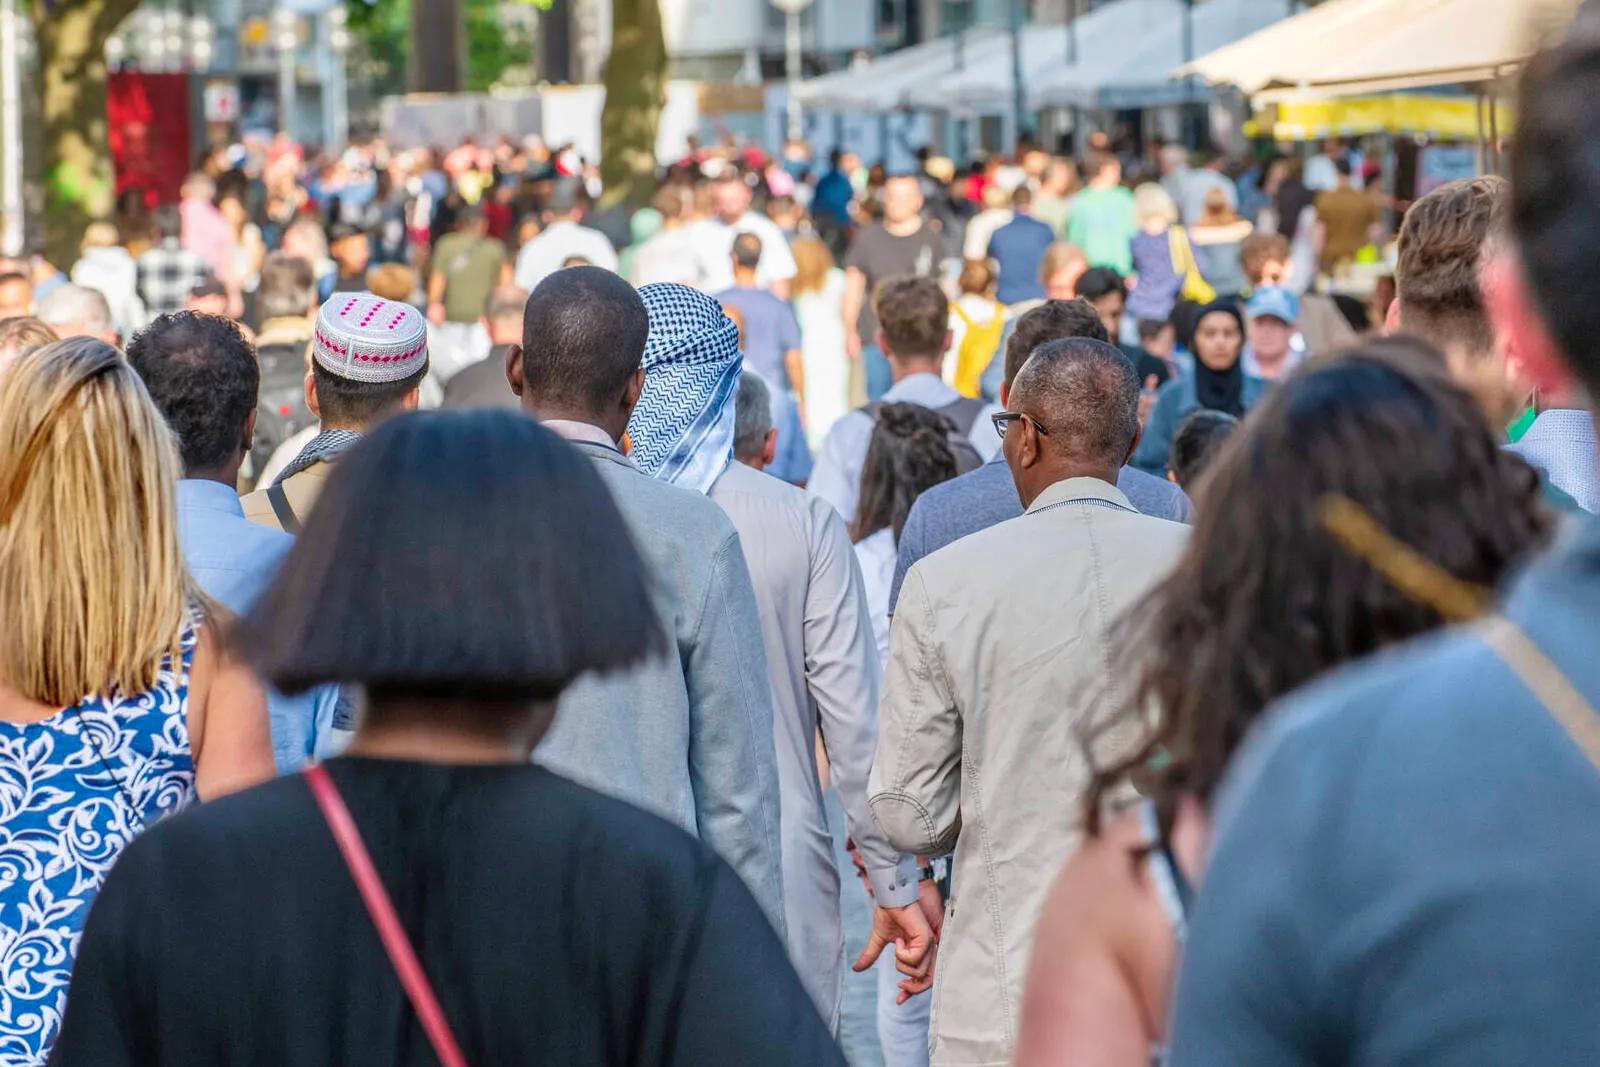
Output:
[793, 268, 850, 448]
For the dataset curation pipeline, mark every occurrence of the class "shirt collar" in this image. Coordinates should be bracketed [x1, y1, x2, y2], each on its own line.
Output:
[542, 419, 621, 452]
[1522, 408, 1598, 446]
[177, 478, 246, 516]
[882, 372, 956, 406]
[1024, 476, 1134, 515]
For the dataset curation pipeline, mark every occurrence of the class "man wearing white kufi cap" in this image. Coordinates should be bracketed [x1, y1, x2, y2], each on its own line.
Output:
[242, 292, 429, 532]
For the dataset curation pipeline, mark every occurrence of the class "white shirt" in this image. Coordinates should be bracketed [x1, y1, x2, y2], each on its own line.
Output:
[809, 372, 1003, 524]
[852, 527, 897, 671]
[513, 221, 619, 291]
[629, 227, 708, 289]
[690, 213, 798, 293]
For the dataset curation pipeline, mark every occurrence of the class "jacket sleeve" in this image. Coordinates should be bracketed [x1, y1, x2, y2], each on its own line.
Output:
[889, 496, 930, 616]
[806, 506, 918, 907]
[869, 566, 963, 857]
[1132, 384, 1179, 476]
[684, 531, 788, 939]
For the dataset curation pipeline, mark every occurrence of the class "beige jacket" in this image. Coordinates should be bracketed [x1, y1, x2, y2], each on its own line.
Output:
[240, 461, 334, 532]
[870, 476, 1189, 1066]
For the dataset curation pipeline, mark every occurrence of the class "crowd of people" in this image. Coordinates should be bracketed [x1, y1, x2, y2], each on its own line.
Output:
[5, 6, 1600, 1065]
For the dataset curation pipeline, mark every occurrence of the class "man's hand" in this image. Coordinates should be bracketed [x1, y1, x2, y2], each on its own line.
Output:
[845, 330, 862, 362]
[852, 899, 937, 1002]
[917, 876, 945, 941]
[427, 301, 447, 326]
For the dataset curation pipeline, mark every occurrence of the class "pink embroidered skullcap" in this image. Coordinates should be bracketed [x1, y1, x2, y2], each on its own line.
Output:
[311, 293, 430, 385]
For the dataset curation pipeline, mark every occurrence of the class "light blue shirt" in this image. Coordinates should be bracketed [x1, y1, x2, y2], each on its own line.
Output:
[1508, 408, 1600, 514]
[809, 372, 1002, 523]
[176, 479, 343, 772]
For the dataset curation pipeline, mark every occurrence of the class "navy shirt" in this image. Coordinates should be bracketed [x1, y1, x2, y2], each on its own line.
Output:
[987, 214, 1056, 305]
[1169, 516, 1600, 1065]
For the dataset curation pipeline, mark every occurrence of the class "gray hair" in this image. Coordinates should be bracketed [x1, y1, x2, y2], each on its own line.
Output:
[484, 285, 528, 324]
[36, 284, 113, 337]
[733, 372, 774, 462]
[1011, 337, 1140, 465]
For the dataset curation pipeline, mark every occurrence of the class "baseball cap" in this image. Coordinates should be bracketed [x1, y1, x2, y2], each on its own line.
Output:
[1246, 287, 1299, 324]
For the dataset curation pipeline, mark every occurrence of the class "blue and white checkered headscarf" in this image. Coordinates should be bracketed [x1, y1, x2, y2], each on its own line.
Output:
[628, 283, 743, 495]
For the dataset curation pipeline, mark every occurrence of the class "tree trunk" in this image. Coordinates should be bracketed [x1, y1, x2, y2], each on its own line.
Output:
[599, 0, 665, 214]
[410, 0, 465, 93]
[32, 0, 139, 270]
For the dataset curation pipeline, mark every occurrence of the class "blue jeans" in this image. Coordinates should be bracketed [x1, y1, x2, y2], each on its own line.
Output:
[864, 342, 893, 402]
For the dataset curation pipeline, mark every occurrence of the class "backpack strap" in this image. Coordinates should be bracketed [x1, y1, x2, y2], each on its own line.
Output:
[937, 396, 987, 437]
[266, 482, 302, 534]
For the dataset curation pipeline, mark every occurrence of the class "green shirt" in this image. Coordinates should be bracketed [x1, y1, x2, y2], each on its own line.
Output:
[432, 231, 506, 324]
[1065, 186, 1136, 274]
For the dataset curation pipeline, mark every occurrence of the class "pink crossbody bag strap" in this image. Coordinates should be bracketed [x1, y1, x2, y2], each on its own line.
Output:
[304, 765, 469, 1067]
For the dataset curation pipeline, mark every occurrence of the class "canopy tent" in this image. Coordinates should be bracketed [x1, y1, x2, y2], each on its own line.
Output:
[1179, 0, 1580, 100]
[1031, 0, 1293, 109]
[1244, 93, 1517, 140]
[900, 0, 1169, 111]
[792, 29, 1007, 112]
[898, 0, 1288, 113]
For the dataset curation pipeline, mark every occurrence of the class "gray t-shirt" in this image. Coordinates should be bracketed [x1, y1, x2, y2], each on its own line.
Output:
[1169, 516, 1600, 1065]
[843, 222, 944, 342]
[715, 286, 802, 388]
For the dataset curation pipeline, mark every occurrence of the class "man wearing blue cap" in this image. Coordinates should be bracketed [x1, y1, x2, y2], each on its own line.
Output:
[1242, 286, 1304, 382]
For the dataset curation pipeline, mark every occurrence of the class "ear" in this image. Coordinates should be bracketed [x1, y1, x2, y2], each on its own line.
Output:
[1485, 253, 1572, 396]
[941, 329, 954, 355]
[621, 366, 646, 418]
[400, 386, 422, 412]
[875, 330, 890, 357]
[242, 408, 258, 454]
[304, 369, 320, 419]
[761, 427, 778, 468]
[998, 381, 1010, 408]
[505, 343, 525, 399]
[1123, 423, 1142, 467]
[1383, 295, 1402, 337]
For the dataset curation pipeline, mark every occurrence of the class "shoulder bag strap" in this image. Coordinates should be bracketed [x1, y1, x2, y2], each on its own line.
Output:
[265, 481, 302, 534]
[1476, 615, 1600, 771]
[304, 765, 469, 1067]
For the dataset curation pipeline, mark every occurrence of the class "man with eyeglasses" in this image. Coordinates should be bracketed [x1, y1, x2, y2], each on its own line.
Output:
[868, 337, 1189, 1067]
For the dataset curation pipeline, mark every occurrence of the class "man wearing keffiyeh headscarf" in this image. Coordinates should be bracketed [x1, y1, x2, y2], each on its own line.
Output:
[631, 282, 938, 1034]
[627, 283, 745, 494]
[505, 266, 787, 945]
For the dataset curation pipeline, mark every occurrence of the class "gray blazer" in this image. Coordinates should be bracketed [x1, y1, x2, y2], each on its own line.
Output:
[535, 442, 786, 935]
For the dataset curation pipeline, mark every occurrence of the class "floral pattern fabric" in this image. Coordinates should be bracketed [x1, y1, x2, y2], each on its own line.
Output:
[0, 623, 198, 1066]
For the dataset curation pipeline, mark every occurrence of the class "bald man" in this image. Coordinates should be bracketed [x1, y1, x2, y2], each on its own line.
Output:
[869, 337, 1190, 1066]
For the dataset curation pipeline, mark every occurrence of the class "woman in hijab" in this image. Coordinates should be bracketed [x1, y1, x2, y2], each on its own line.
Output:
[1133, 300, 1267, 475]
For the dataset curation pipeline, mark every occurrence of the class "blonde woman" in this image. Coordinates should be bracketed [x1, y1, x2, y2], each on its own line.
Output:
[791, 236, 850, 445]
[0, 338, 274, 1063]
[1127, 183, 1186, 325]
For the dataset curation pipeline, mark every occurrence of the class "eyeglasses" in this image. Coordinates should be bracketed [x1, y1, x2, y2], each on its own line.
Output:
[990, 411, 1051, 439]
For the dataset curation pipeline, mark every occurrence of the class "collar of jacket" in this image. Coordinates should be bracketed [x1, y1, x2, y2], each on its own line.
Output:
[1025, 476, 1134, 515]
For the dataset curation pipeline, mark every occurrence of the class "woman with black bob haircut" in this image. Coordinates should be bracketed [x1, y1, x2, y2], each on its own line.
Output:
[1014, 338, 1554, 1064]
[52, 410, 843, 1067]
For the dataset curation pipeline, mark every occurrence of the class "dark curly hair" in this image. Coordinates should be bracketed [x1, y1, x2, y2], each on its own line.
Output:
[1082, 336, 1554, 838]
[852, 402, 960, 543]
[126, 311, 258, 474]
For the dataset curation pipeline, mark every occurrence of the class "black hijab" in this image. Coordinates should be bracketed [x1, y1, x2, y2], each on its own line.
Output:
[1192, 301, 1247, 416]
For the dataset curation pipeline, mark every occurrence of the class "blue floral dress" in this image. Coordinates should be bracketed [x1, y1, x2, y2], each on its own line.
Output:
[0, 621, 198, 1066]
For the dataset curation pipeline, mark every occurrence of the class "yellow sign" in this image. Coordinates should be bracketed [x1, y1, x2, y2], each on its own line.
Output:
[1246, 94, 1516, 141]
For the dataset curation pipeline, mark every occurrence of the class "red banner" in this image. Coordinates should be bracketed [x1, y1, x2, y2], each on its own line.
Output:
[107, 72, 192, 207]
